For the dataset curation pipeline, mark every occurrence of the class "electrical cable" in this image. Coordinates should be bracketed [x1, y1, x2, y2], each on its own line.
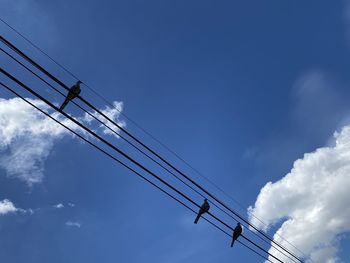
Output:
[0, 46, 297, 263]
[0, 18, 309, 259]
[0, 68, 286, 263]
[0, 79, 275, 263]
[0, 34, 302, 263]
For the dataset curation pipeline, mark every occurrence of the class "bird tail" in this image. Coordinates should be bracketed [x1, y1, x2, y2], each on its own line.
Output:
[194, 213, 201, 224]
[60, 98, 69, 111]
[230, 239, 235, 247]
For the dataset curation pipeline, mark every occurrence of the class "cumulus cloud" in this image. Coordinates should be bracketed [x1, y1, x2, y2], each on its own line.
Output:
[0, 198, 33, 215]
[0, 97, 124, 185]
[65, 221, 81, 228]
[0, 199, 18, 215]
[248, 125, 350, 263]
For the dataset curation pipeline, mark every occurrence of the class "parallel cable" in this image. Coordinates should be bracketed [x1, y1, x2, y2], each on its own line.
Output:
[0, 80, 274, 263]
[0, 47, 209, 200]
[0, 19, 308, 260]
[0, 46, 297, 263]
[0, 36, 296, 261]
[0, 18, 303, 253]
[0, 68, 286, 263]
[0, 34, 302, 263]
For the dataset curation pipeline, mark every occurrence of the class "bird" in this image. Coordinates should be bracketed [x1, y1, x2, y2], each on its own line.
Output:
[194, 199, 210, 224]
[59, 80, 82, 111]
[230, 222, 242, 247]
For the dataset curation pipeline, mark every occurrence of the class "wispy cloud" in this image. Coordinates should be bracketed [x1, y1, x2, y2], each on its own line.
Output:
[0, 97, 125, 186]
[53, 202, 76, 209]
[81, 101, 126, 138]
[344, 0, 350, 44]
[0, 0, 58, 50]
[248, 125, 350, 263]
[65, 221, 81, 228]
[291, 70, 348, 140]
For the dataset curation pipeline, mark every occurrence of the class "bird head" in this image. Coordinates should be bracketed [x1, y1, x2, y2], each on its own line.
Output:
[77, 80, 82, 85]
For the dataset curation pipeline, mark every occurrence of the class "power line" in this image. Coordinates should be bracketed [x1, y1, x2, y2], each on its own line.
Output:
[0, 46, 298, 263]
[0, 15, 294, 245]
[0, 46, 208, 200]
[0, 80, 275, 263]
[0, 17, 308, 260]
[0, 71, 285, 263]
[0, 34, 302, 263]
[1, 15, 248, 212]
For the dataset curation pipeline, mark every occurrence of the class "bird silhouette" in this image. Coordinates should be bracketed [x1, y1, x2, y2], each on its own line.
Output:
[194, 199, 210, 224]
[59, 80, 82, 111]
[230, 222, 242, 247]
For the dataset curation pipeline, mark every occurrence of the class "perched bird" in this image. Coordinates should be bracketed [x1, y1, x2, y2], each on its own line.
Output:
[194, 199, 210, 224]
[230, 222, 242, 247]
[59, 80, 82, 111]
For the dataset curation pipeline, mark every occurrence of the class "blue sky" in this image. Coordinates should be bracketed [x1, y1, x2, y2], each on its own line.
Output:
[1, 0, 350, 262]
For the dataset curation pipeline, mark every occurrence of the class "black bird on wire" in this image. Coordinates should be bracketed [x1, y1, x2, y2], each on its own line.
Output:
[231, 222, 242, 247]
[59, 80, 82, 111]
[194, 199, 210, 224]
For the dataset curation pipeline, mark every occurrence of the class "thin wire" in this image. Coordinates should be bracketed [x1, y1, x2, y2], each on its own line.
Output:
[0, 80, 274, 263]
[1, 40, 297, 263]
[0, 72, 284, 263]
[0, 47, 209, 203]
[0, 17, 300, 248]
[2, 68, 284, 262]
[0, 18, 308, 259]
[0, 46, 298, 263]
[0, 16, 247, 211]
[0, 34, 302, 263]
[0, 15, 287, 234]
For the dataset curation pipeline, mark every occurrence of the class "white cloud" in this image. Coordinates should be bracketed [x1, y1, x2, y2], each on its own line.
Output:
[65, 221, 81, 228]
[0, 97, 124, 185]
[82, 101, 126, 138]
[68, 203, 75, 207]
[54, 203, 64, 209]
[0, 199, 18, 215]
[0, 199, 33, 215]
[248, 125, 350, 263]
